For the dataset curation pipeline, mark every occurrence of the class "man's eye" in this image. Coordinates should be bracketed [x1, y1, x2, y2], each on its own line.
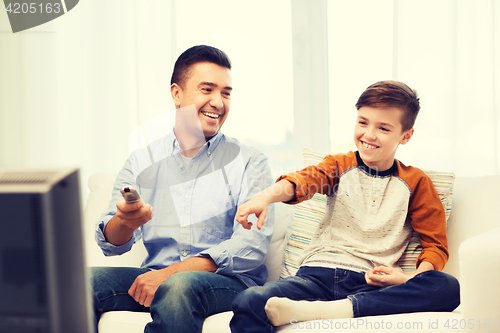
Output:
[223, 92, 231, 97]
[202, 88, 211, 92]
[359, 121, 367, 125]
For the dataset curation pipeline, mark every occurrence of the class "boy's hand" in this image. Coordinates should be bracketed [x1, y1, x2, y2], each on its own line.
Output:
[365, 266, 410, 287]
[236, 180, 296, 230]
[236, 193, 270, 230]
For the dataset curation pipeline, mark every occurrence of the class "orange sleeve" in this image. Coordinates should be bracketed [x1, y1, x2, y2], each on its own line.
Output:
[406, 170, 449, 271]
[276, 151, 358, 205]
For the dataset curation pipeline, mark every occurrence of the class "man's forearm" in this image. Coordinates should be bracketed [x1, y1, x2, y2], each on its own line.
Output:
[165, 256, 218, 276]
[104, 214, 135, 246]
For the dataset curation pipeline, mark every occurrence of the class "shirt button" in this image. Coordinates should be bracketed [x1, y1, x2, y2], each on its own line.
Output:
[208, 151, 211, 156]
[184, 194, 189, 199]
[182, 251, 187, 257]
[179, 164, 184, 168]
[183, 224, 187, 228]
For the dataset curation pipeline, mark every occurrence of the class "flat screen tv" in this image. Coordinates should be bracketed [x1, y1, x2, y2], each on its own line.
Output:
[0, 168, 93, 333]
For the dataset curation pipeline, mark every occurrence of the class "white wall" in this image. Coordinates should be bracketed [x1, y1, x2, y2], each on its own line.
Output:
[1, 0, 499, 207]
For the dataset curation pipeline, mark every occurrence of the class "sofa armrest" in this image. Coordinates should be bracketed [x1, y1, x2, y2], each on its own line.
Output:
[459, 227, 500, 332]
[264, 203, 294, 282]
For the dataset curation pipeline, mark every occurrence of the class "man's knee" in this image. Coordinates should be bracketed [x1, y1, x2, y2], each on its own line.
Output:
[89, 267, 110, 288]
[154, 271, 207, 303]
[90, 266, 149, 300]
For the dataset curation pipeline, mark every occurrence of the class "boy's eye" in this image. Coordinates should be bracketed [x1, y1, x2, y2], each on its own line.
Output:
[380, 127, 390, 132]
[201, 87, 212, 92]
[359, 121, 367, 125]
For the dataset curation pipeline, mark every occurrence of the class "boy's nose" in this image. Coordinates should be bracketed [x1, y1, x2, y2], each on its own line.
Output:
[366, 128, 377, 140]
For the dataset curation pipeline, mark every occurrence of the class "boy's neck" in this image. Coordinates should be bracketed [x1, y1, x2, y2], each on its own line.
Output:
[355, 151, 397, 176]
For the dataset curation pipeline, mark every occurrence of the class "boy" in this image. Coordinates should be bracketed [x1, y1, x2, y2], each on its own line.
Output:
[230, 81, 460, 332]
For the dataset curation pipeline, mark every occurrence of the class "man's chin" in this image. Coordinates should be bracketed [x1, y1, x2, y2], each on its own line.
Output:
[203, 129, 219, 141]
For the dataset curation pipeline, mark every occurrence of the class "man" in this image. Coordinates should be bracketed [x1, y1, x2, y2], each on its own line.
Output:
[92, 45, 275, 333]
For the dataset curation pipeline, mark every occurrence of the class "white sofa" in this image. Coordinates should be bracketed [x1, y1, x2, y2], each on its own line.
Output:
[84, 173, 500, 333]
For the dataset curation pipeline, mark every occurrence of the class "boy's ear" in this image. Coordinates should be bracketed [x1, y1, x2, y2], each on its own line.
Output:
[170, 83, 182, 108]
[400, 128, 414, 145]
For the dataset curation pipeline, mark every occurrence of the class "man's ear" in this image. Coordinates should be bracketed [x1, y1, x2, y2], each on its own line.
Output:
[170, 83, 182, 107]
[400, 128, 414, 145]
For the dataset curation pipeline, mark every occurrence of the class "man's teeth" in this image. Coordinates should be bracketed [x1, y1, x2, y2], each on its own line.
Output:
[363, 142, 378, 149]
[202, 112, 219, 119]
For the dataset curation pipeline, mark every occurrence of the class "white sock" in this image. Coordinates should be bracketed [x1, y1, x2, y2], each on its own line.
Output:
[264, 297, 354, 327]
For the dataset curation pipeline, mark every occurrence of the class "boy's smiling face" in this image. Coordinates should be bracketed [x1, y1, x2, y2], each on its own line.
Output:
[354, 106, 414, 171]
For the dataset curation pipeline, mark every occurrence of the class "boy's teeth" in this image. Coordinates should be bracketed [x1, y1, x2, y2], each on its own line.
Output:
[363, 142, 378, 149]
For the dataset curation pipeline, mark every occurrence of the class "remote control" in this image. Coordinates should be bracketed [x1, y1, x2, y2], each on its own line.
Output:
[120, 186, 141, 203]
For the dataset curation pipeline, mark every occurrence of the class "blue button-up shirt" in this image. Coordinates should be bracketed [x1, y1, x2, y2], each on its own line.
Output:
[95, 127, 275, 287]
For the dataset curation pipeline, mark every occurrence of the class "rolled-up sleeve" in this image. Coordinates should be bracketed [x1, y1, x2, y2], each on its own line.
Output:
[277, 151, 358, 204]
[94, 159, 142, 256]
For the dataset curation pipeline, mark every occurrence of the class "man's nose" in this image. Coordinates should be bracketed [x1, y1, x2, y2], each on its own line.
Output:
[209, 93, 224, 110]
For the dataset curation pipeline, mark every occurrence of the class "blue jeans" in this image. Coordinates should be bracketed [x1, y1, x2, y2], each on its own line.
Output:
[91, 267, 247, 333]
[230, 266, 460, 333]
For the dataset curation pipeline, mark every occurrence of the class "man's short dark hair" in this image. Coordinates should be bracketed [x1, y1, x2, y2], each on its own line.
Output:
[170, 45, 232, 89]
[355, 80, 420, 132]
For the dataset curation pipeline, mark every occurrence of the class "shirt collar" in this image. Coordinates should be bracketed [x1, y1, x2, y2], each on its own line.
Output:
[355, 151, 397, 177]
[169, 128, 224, 156]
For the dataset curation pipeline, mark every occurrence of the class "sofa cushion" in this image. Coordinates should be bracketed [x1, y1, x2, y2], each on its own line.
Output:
[280, 148, 454, 278]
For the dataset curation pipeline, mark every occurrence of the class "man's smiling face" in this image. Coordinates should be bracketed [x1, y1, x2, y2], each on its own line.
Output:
[354, 106, 414, 171]
[171, 62, 232, 141]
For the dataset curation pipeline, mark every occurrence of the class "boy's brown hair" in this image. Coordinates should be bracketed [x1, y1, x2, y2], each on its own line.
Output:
[355, 80, 420, 132]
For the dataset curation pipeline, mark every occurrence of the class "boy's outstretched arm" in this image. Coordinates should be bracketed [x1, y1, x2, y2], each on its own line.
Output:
[236, 179, 296, 230]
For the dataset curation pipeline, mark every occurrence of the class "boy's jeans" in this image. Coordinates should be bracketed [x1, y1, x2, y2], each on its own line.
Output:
[91, 267, 247, 333]
[230, 266, 460, 333]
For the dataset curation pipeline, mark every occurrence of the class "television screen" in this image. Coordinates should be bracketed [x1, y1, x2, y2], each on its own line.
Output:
[0, 168, 93, 333]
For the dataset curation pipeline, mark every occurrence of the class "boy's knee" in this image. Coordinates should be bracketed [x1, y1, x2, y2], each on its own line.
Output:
[432, 271, 461, 310]
[427, 270, 459, 287]
[232, 286, 269, 311]
[420, 270, 460, 299]
[439, 272, 460, 296]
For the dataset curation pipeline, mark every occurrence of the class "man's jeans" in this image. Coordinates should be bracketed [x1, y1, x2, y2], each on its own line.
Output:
[91, 267, 247, 333]
[230, 266, 460, 333]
